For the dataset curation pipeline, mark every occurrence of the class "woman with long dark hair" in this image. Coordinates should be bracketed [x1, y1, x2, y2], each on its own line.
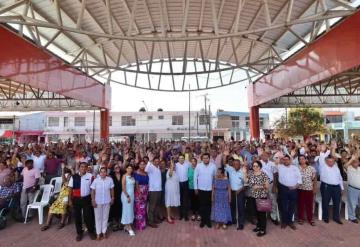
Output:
[134, 161, 149, 230]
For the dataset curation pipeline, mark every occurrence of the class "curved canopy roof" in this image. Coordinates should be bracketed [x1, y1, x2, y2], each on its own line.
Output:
[0, 0, 358, 91]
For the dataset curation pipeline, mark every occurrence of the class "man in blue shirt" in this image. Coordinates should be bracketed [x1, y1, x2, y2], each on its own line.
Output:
[224, 158, 247, 230]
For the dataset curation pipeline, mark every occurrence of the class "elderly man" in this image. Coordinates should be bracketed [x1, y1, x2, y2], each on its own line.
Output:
[344, 155, 360, 223]
[319, 145, 344, 224]
[224, 158, 247, 230]
[277, 155, 302, 230]
[260, 152, 279, 225]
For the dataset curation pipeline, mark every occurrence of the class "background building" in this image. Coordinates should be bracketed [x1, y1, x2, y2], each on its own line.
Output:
[324, 110, 360, 142]
[215, 110, 270, 141]
[17, 110, 209, 143]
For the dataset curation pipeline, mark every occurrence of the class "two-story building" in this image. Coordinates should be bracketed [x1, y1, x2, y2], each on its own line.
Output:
[17, 110, 209, 143]
[214, 110, 270, 141]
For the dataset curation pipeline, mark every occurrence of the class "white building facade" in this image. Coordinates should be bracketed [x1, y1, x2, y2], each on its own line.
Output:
[18, 111, 209, 143]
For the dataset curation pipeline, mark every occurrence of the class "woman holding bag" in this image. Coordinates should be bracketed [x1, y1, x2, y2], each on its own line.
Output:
[248, 160, 270, 237]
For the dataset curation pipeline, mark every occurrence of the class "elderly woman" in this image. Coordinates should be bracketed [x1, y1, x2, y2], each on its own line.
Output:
[248, 161, 270, 237]
[91, 167, 115, 240]
[41, 168, 72, 231]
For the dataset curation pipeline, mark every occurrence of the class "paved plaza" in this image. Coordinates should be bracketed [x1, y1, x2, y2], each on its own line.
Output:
[1, 217, 357, 247]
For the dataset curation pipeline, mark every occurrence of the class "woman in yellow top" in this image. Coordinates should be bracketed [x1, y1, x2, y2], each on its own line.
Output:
[41, 167, 72, 231]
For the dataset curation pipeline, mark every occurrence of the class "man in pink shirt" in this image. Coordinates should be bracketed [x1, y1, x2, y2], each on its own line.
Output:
[20, 159, 41, 220]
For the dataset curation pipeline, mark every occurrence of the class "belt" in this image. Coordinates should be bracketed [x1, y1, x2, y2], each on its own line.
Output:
[349, 184, 360, 190]
[321, 182, 340, 187]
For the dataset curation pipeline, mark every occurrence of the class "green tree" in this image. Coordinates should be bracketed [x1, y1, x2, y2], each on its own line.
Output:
[273, 108, 327, 140]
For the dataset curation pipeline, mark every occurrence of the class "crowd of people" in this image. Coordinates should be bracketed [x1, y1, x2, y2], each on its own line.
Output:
[0, 137, 359, 241]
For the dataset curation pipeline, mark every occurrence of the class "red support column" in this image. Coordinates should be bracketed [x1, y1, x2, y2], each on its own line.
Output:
[100, 109, 109, 142]
[249, 106, 260, 140]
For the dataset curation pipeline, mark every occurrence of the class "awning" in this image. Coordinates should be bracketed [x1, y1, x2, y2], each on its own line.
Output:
[15, 131, 43, 136]
[0, 130, 13, 138]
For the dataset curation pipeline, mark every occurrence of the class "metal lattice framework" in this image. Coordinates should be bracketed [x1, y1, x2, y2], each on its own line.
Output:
[261, 66, 360, 107]
[0, 0, 357, 91]
[0, 77, 96, 111]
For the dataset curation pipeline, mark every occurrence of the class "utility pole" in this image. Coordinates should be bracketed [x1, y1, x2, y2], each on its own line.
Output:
[142, 100, 149, 142]
[92, 110, 95, 142]
[196, 112, 199, 136]
[208, 104, 211, 140]
[188, 85, 191, 142]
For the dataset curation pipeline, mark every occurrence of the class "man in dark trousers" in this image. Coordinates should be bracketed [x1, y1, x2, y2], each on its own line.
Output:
[175, 154, 190, 220]
[68, 162, 96, 241]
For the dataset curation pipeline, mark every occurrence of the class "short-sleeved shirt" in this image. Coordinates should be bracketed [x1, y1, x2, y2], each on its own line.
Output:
[90, 176, 114, 205]
[298, 166, 316, 191]
[188, 166, 195, 189]
[68, 173, 93, 197]
[21, 167, 41, 189]
[248, 171, 269, 199]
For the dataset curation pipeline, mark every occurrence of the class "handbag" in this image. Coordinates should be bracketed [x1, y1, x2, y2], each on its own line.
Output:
[255, 198, 272, 212]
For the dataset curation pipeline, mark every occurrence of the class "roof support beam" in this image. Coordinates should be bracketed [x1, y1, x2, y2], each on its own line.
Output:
[248, 10, 360, 107]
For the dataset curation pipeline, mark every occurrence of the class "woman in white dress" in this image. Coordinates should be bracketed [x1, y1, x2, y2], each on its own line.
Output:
[165, 160, 180, 224]
[121, 164, 135, 236]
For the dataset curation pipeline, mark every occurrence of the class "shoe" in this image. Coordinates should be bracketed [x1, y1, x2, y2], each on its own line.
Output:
[196, 216, 201, 221]
[310, 221, 316, 226]
[96, 235, 102, 241]
[281, 224, 287, 229]
[334, 220, 343, 225]
[191, 215, 196, 221]
[289, 224, 297, 230]
[103, 232, 109, 239]
[206, 223, 212, 228]
[76, 234, 83, 242]
[323, 219, 329, 224]
[252, 227, 260, 232]
[179, 217, 184, 221]
[200, 222, 205, 228]
[167, 219, 175, 224]
[257, 231, 266, 237]
[184, 217, 189, 222]
[128, 229, 135, 236]
[350, 219, 359, 224]
[271, 218, 279, 225]
[57, 223, 65, 229]
[297, 220, 304, 225]
[154, 220, 162, 224]
[237, 225, 244, 230]
[41, 225, 50, 231]
[89, 233, 97, 240]
[148, 223, 158, 228]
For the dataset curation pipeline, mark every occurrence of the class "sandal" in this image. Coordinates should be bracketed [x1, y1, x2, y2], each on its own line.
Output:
[196, 216, 201, 221]
[310, 221, 316, 226]
[191, 215, 196, 221]
[222, 225, 227, 230]
[298, 220, 304, 225]
[41, 225, 50, 231]
[57, 223, 65, 229]
[215, 224, 221, 229]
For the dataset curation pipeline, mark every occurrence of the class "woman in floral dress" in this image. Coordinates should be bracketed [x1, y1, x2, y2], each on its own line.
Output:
[134, 161, 149, 231]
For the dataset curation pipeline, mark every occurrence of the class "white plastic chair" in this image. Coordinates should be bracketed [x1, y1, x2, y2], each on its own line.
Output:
[49, 177, 62, 196]
[24, 184, 54, 225]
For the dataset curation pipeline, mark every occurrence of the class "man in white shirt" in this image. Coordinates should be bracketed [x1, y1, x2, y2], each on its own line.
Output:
[68, 162, 96, 241]
[175, 154, 190, 221]
[344, 155, 360, 224]
[31, 149, 46, 173]
[260, 153, 279, 225]
[145, 157, 162, 228]
[194, 153, 216, 228]
[277, 155, 302, 230]
[319, 145, 344, 224]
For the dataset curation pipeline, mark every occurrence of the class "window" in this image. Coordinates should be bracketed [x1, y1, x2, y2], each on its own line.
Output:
[260, 117, 264, 128]
[199, 115, 209, 125]
[232, 121, 240, 128]
[147, 116, 153, 120]
[47, 134, 59, 142]
[121, 116, 136, 126]
[326, 115, 342, 123]
[230, 116, 239, 121]
[172, 133, 184, 140]
[48, 117, 59, 127]
[172, 116, 183, 125]
[74, 117, 86, 127]
[158, 115, 164, 120]
[109, 116, 112, 127]
[63, 117, 68, 127]
[0, 119, 13, 124]
[245, 117, 250, 127]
